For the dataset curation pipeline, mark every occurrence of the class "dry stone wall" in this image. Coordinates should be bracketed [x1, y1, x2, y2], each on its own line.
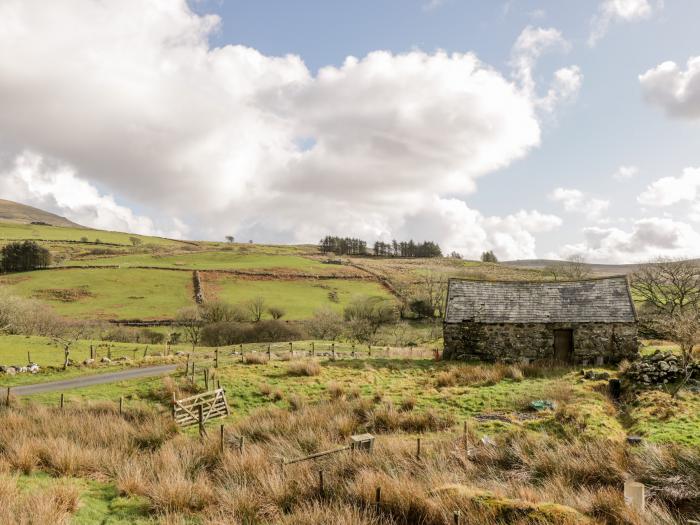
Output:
[443, 321, 638, 364]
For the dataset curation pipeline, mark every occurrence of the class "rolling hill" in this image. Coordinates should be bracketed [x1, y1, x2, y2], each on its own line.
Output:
[0, 198, 81, 227]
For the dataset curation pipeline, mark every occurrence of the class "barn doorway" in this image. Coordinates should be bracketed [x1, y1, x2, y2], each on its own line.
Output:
[553, 329, 574, 363]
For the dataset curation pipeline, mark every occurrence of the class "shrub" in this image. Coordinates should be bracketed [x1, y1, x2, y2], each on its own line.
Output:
[201, 321, 302, 346]
[267, 307, 285, 320]
[244, 353, 268, 365]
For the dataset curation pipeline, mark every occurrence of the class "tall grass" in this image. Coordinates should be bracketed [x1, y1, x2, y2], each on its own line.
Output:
[0, 394, 696, 524]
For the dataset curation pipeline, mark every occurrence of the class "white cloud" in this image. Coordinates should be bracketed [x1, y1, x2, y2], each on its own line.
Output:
[0, 0, 578, 256]
[589, 0, 660, 46]
[423, 0, 445, 11]
[0, 151, 187, 238]
[510, 27, 581, 112]
[639, 56, 700, 119]
[557, 217, 700, 263]
[613, 165, 639, 180]
[549, 188, 610, 219]
[637, 168, 700, 206]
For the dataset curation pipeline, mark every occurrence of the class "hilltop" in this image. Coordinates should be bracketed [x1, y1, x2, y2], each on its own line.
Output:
[0, 198, 81, 227]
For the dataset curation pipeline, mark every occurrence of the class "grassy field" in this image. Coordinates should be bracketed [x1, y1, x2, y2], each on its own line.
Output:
[203, 274, 394, 319]
[61, 251, 361, 275]
[0, 221, 182, 246]
[0, 268, 194, 319]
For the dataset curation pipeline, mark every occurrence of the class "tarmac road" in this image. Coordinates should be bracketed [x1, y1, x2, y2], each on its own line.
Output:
[9, 364, 178, 395]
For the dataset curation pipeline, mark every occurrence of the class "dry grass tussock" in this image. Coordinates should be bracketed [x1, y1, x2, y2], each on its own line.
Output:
[243, 352, 268, 365]
[0, 475, 80, 525]
[0, 392, 697, 524]
[286, 359, 321, 377]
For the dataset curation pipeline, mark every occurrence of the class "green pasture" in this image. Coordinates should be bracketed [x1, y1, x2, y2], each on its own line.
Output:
[0, 268, 194, 319]
[206, 276, 394, 319]
[0, 221, 181, 247]
[63, 251, 345, 274]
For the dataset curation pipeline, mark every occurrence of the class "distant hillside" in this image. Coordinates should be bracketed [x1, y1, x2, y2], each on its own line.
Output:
[502, 259, 643, 275]
[0, 199, 81, 228]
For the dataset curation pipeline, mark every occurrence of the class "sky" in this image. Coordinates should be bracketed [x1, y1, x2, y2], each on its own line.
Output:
[0, 0, 699, 263]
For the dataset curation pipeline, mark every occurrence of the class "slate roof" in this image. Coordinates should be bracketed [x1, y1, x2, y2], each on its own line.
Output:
[444, 276, 637, 324]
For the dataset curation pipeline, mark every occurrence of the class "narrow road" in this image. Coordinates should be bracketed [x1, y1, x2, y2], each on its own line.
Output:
[10, 364, 178, 396]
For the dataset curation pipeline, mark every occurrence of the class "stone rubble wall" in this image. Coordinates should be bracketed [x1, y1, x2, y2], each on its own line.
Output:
[443, 321, 638, 364]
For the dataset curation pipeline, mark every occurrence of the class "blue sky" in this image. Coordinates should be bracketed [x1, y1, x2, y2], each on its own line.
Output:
[1, 0, 699, 262]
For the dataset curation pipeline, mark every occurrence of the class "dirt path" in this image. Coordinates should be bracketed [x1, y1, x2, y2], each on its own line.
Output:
[10, 364, 178, 396]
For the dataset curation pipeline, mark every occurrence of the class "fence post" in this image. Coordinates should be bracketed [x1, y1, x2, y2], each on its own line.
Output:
[60, 392, 64, 410]
[368, 344, 371, 357]
[27, 351, 31, 364]
[289, 342, 293, 359]
[203, 369, 209, 390]
[311, 341, 315, 357]
[319, 469, 325, 498]
[143, 346, 148, 358]
[352, 344, 355, 358]
[416, 437, 421, 459]
[268, 344, 271, 361]
[332, 343, 336, 361]
[198, 405, 205, 437]
[239, 435, 245, 453]
[119, 396, 123, 415]
[375, 486, 381, 511]
[90, 344, 94, 359]
[624, 481, 645, 512]
[220, 424, 225, 454]
[132, 348, 137, 361]
[107, 346, 112, 360]
[171, 393, 176, 418]
[215, 348, 219, 368]
[5, 387, 10, 407]
[453, 510, 460, 525]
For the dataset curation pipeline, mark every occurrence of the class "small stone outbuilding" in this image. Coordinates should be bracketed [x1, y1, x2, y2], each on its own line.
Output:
[443, 276, 638, 364]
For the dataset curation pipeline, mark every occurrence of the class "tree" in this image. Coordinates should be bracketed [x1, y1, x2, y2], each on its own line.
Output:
[267, 306, 285, 320]
[225, 235, 235, 243]
[176, 306, 203, 350]
[414, 271, 449, 318]
[0, 241, 51, 273]
[480, 250, 498, 263]
[128, 236, 142, 247]
[308, 307, 344, 340]
[246, 296, 266, 322]
[200, 301, 246, 324]
[344, 296, 397, 343]
[631, 258, 700, 395]
[53, 322, 90, 370]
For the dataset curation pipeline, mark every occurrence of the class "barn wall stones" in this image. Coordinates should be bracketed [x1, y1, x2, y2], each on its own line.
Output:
[443, 321, 638, 364]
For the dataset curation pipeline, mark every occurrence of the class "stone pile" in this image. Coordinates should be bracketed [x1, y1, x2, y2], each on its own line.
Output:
[0, 363, 40, 375]
[624, 350, 700, 386]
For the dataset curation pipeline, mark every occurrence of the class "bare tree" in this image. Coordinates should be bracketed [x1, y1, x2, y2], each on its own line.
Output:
[344, 296, 398, 344]
[414, 271, 448, 318]
[52, 322, 90, 370]
[546, 255, 592, 281]
[246, 296, 266, 322]
[225, 235, 235, 243]
[308, 307, 344, 341]
[176, 306, 203, 350]
[631, 258, 700, 395]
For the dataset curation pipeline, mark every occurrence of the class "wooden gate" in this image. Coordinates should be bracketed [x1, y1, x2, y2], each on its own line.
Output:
[173, 388, 230, 428]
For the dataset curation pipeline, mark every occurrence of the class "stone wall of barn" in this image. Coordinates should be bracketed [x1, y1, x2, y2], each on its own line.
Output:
[442, 321, 638, 364]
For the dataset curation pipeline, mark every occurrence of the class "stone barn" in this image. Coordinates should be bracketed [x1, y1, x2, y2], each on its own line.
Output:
[442, 276, 638, 364]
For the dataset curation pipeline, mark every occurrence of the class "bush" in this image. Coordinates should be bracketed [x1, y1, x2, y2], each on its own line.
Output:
[307, 307, 344, 341]
[201, 321, 302, 346]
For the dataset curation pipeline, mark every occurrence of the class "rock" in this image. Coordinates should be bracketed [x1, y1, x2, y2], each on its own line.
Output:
[658, 361, 670, 371]
[100, 357, 112, 364]
[28, 364, 40, 374]
[626, 436, 643, 445]
[5, 367, 16, 375]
